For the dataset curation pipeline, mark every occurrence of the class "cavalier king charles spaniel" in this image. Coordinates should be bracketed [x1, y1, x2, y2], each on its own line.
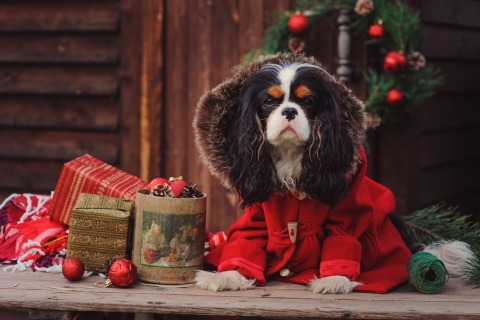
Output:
[192, 54, 414, 294]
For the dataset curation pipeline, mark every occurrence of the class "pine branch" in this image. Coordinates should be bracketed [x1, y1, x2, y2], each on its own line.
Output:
[404, 203, 480, 247]
[463, 244, 480, 288]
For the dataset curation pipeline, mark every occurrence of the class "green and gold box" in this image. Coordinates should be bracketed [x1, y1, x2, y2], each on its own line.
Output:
[67, 193, 134, 272]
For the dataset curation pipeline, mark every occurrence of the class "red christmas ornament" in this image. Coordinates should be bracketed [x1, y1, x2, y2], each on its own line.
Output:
[368, 24, 384, 38]
[384, 51, 407, 73]
[169, 179, 188, 198]
[288, 13, 310, 36]
[148, 177, 169, 193]
[386, 89, 405, 107]
[108, 258, 137, 288]
[62, 258, 85, 281]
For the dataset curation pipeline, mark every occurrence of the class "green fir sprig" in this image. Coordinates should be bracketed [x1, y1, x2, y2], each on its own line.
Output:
[404, 203, 480, 246]
[463, 244, 480, 288]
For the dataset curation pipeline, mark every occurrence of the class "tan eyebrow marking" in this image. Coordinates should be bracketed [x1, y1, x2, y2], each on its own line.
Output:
[294, 85, 311, 99]
[267, 85, 284, 99]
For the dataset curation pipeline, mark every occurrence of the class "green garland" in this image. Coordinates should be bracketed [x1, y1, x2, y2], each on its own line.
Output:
[404, 203, 480, 288]
[248, 0, 444, 123]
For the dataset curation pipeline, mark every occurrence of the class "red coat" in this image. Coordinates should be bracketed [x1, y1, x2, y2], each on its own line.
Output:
[205, 149, 412, 293]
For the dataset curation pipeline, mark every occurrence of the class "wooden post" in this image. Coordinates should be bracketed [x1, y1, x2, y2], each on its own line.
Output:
[336, 9, 353, 82]
[139, 0, 164, 181]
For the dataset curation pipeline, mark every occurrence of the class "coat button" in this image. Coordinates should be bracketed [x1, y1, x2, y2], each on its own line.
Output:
[280, 268, 295, 277]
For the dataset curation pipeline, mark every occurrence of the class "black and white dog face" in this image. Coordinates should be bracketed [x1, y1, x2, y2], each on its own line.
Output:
[228, 61, 356, 209]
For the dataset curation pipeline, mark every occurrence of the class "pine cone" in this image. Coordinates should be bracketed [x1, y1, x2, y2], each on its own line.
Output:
[179, 182, 204, 198]
[151, 183, 174, 197]
[288, 37, 306, 53]
[354, 0, 374, 16]
[408, 51, 426, 70]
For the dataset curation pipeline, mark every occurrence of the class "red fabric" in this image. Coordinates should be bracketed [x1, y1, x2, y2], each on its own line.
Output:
[7, 194, 51, 223]
[0, 194, 67, 268]
[205, 148, 411, 293]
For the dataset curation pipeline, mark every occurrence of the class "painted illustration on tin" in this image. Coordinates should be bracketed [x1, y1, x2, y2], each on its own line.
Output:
[140, 211, 205, 268]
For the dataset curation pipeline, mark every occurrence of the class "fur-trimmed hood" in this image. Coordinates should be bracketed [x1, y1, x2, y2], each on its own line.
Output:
[193, 53, 367, 192]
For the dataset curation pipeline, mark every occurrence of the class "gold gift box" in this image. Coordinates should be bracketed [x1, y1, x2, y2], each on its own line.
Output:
[67, 193, 134, 272]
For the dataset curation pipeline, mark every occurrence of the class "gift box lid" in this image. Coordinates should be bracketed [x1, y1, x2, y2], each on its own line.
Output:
[73, 193, 133, 218]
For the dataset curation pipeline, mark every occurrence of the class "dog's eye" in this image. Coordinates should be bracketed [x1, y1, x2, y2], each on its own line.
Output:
[304, 97, 315, 107]
[264, 97, 277, 106]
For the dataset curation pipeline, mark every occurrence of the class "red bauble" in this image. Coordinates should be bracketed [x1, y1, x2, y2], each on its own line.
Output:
[62, 258, 85, 281]
[169, 179, 188, 198]
[368, 24, 384, 38]
[148, 177, 169, 192]
[386, 89, 405, 107]
[384, 51, 407, 73]
[108, 258, 137, 288]
[288, 13, 310, 36]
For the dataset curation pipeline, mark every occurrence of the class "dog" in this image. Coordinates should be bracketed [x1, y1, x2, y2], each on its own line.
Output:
[192, 53, 412, 294]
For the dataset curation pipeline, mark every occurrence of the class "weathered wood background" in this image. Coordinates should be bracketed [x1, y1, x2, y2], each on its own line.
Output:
[0, 0, 479, 232]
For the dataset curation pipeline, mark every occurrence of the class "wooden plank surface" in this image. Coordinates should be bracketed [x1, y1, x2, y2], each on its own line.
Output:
[0, 130, 119, 163]
[421, 25, 480, 61]
[0, 67, 118, 95]
[118, 0, 143, 178]
[0, 160, 63, 191]
[0, 34, 119, 64]
[0, 97, 118, 131]
[139, 0, 164, 182]
[419, 94, 480, 133]
[419, 128, 480, 168]
[419, 161, 480, 207]
[0, 1, 119, 32]
[0, 271, 478, 319]
[419, 0, 480, 29]
[433, 61, 480, 94]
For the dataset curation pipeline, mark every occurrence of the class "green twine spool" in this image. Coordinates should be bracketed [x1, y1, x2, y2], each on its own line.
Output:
[408, 252, 449, 294]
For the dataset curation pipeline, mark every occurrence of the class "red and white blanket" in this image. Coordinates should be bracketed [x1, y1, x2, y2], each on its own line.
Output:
[0, 193, 67, 272]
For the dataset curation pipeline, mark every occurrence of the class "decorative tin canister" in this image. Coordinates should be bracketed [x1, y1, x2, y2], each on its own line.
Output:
[133, 189, 206, 284]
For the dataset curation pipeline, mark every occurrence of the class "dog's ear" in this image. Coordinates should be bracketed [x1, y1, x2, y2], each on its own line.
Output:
[300, 78, 363, 208]
[227, 79, 276, 209]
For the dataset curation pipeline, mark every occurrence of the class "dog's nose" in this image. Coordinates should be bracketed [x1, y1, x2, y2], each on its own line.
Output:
[281, 107, 298, 121]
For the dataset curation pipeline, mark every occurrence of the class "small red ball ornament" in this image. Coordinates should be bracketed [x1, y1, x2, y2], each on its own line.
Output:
[288, 13, 310, 36]
[368, 24, 384, 38]
[384, 51, 407, 73]
[386, 89, 405, 107]
[62, 258, 85, 281]
[108, 258, 137, 288]
[148, 177, 169, 193]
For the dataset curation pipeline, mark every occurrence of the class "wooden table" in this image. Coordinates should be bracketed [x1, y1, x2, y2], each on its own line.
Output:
[0, 270, 479, 319]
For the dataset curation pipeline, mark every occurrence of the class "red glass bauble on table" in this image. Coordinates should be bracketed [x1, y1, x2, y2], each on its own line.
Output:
[62, 258, 85, 281]
[108, 258, 138, 288]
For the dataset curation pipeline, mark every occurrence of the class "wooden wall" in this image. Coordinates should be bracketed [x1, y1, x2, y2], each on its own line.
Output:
[0, 0, 123, 196]
[0, 0, 163, 199]
[0, 0, 478, 232]
[372, 0, 480, 220]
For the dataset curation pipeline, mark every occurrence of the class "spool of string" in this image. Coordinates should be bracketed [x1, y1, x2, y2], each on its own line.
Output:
[408, 252, 449, 294]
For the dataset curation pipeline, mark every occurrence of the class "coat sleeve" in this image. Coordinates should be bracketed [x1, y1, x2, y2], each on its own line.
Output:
[319, 149, 396, 281]
[217, 203, 269, 284]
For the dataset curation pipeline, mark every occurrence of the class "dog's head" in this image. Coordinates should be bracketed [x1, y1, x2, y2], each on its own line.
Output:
[194, 54, 366, 208]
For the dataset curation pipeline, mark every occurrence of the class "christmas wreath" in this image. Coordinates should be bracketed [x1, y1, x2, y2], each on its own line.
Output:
[248, 0, 444, 123]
